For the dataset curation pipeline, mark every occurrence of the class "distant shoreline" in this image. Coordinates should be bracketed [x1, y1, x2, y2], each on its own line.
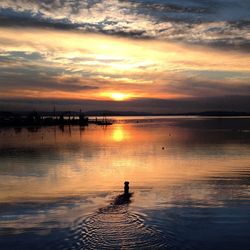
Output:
[1, 111, 250, 117]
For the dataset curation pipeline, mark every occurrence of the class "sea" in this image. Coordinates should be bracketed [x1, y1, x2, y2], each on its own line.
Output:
[0, 116, 250, 249]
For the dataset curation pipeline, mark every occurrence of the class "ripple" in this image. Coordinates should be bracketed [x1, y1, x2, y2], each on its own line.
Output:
[50, 192, 196, 250]
[57, 199, 173, 250]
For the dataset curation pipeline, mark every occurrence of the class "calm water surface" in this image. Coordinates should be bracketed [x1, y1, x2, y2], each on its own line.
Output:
[0, 116, 250, 249]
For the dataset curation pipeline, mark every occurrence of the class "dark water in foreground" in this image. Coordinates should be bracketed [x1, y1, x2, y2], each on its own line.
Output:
[0, 116, 250, 249]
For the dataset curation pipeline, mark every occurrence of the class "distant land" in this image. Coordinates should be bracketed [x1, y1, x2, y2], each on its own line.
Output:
[84, 111, 250, 117]
[1, 110, 250, 117]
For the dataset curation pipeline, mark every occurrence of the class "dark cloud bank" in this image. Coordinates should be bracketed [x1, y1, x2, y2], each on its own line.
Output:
[1, 95, 249, 114]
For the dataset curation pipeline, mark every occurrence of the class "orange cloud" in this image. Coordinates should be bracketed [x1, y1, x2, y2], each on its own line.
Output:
[0, 27, 249, 101]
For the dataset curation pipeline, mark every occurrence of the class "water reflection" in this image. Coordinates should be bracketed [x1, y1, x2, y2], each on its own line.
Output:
[0, 117, 250, 249]
[112, 125, 126, 142]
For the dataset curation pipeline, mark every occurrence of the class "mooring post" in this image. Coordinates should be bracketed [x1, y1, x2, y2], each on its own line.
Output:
[124, 181, 129, 195]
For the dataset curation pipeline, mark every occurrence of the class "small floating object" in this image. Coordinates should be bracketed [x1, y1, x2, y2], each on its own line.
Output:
[162, 147, 165, 150]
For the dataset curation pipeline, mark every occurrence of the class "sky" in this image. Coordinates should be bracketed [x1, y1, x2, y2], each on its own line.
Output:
[0, 0, 249, 113]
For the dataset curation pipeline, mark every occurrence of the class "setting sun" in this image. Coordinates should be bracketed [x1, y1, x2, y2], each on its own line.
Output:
[111, 92, 129, 101]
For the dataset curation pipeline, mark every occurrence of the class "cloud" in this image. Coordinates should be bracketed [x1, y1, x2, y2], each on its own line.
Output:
[0, 1, 249, 112]
[0, 0, 249, 49]
[0, 27, 249, 105]
[161, 77, 250, 97]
